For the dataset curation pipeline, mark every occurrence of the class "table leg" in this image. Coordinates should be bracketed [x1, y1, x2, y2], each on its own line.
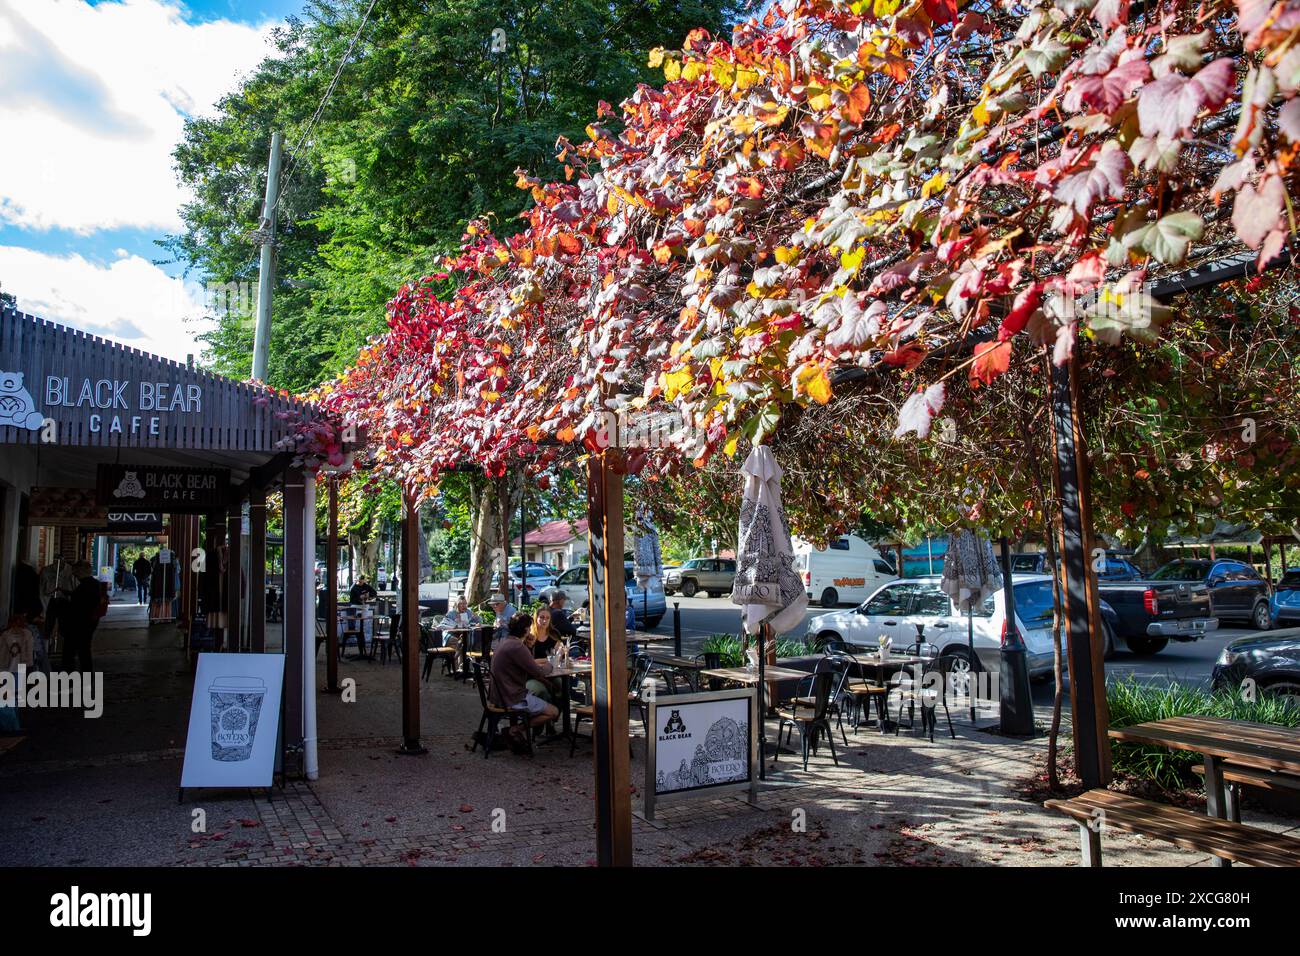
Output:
[1203, 755, 1231, 868]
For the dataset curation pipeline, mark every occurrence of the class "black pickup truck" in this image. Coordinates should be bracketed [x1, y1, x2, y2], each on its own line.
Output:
[1096, 578, 1219, 655]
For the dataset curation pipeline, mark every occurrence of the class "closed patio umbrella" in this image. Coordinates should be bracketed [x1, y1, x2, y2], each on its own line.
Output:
[731, 446, 809, 775]
[940, 530, 1003, 722]
[631, 505, 663, 627]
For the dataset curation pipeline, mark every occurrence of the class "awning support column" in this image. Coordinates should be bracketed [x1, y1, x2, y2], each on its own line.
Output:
[326, 476, 339, 692]
[249, 488, 266, 653]
[283, 469, 306, 756]
[587, 447, 632, 867]
[398, 488, 426, 755]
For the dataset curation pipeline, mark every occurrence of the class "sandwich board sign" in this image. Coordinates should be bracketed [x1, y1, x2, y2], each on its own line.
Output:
[180, 653, 284, 796]
[643, 686, 757, 820]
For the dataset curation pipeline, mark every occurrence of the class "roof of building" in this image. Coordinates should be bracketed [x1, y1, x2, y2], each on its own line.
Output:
[513, 518, 588, 547]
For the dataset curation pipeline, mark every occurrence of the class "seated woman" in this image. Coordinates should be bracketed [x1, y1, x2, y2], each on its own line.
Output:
[440, 596, 481, 668]
[527, 606, 562, 660]
[513, 612, 558, 708]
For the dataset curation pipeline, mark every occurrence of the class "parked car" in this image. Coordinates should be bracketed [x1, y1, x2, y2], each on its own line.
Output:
[1150, 558, 1271, 630]
[1212, 629, 1300, 703]
[804, 574, 1119, 680]
[664, 557, 735, 597]
[1097, 573, 1219, 655]
[447, 570, 469, 598]
[1269, 568, 1300, 628]
[551, 561, 666, 628]
[794, 534, 898, 607]
[1010, 551, 1143, 580]
[509, 563, 556, 602]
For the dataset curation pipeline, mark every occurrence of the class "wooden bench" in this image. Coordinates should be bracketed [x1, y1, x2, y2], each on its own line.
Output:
[1191, 762, 1300, 823]
[1045, 788, 1300, 867]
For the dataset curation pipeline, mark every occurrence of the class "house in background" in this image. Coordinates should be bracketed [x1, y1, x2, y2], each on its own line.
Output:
[514, 518, 589, 570]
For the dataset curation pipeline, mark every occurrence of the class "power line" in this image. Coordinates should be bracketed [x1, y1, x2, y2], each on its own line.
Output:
[270, 0, 380, 222]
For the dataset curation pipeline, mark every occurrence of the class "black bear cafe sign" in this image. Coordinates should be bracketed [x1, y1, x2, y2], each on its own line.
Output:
[97, 465, 230, 513]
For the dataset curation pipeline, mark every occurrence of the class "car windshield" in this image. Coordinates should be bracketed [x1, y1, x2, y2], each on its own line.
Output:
[1151, 561, 1210, 582]
[1278, 571, 1300, 589]
[1013, 581, 1056, 626]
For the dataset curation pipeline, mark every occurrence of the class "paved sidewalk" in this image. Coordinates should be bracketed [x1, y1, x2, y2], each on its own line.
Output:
[3, 610, 1297, 867]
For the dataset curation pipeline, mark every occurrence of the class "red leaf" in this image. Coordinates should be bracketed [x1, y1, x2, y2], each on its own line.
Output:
[970, 340, 1012, 388]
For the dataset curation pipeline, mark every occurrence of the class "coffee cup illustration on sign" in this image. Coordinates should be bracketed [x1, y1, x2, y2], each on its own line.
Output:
[209, 676, 266, 761]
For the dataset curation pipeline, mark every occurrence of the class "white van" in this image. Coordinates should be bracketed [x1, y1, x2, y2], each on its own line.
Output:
[794, 534, 898, 607]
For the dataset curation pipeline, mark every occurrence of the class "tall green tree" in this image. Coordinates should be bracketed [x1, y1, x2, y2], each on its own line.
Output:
[168, 0, 741, 392]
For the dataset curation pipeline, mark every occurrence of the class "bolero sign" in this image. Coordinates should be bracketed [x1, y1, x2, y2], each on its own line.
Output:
[96, 464, 230, 513]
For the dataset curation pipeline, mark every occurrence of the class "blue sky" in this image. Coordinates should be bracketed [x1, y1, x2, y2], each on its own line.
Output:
[0, 0, 296, 361]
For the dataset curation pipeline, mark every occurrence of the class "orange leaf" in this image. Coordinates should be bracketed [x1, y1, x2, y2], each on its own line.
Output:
[970, 340, 1011, 388]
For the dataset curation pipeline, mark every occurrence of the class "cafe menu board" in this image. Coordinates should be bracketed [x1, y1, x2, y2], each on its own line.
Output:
[180, 653, 284, 793]
[644, 687, 757, 820]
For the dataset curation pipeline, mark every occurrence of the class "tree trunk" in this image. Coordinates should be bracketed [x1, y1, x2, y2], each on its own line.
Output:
[465, 470, 523, 605]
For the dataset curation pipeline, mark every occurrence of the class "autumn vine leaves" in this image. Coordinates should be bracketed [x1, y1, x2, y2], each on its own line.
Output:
[323, 0, 1298, 500]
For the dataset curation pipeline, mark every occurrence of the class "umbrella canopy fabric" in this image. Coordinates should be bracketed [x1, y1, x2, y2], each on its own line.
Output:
[940, 530, 1003, 612]
[730, 446, 808, 635]
[631, 505, 663, 586]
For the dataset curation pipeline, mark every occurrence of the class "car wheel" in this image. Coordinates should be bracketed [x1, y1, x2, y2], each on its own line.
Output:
[1261, 681, 1300, 705]
[680, 579, 698, 598]
[645, 614, 663, 629]
[1123, 635, 1168, 655]
[820, 587, 839, 607]
[816, 630, 842, 650]
[1101, 622, 1115, 660]
[941, 646, 981, 699]
[1252, 601, 1272, 631]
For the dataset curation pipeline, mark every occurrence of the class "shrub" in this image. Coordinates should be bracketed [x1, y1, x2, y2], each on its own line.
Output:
[699, 633, 811, 666]
[1107, 677, 1300, 790]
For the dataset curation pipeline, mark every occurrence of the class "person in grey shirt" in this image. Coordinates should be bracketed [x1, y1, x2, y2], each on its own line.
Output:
[487, 593, 517, 649]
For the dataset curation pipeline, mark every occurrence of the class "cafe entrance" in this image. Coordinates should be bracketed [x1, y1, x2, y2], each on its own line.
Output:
[0, 304, 355, 777]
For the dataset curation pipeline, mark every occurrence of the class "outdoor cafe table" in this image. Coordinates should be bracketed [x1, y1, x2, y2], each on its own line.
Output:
[646, 653, 710, 691]
[1108, 716, 1300, 866]
[699, 665, 812, 686]
[845, 653, 932, 731]
[435, 625, 481, 680]
[543, 660, 592, 746]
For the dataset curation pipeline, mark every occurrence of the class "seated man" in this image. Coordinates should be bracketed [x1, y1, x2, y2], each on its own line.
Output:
[488, 612, 559, 742]
[546, 590, 579, 639]
[487, 592, 517, 650]
[440, 596, 481, 668]
[349, 576, 377, 605]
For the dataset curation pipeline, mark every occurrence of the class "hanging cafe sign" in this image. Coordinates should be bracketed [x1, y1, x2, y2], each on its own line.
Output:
[96, 464, 230, 512]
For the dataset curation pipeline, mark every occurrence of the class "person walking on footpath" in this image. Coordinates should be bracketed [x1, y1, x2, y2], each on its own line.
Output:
[133, 553, 151, 605]
[65, 562, 102, 672]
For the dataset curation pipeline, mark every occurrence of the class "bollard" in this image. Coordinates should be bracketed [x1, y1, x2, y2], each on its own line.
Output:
[673, 600, 682, 657]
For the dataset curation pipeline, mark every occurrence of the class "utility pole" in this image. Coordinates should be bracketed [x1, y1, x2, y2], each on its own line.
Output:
[253, 130, 283, 382]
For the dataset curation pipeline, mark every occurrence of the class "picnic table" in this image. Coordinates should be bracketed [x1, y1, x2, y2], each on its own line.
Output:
[1100, 716, 1300, 867]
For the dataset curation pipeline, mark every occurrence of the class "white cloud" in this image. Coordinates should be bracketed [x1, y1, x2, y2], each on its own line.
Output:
[0, 0, 275, 234]
[0, 244, 218, 363]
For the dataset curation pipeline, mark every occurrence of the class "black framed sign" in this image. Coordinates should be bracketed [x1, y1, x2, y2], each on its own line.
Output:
[643, 686, 758, 820]
[105, 512, 164, 532]
[96, 464, 230, 512]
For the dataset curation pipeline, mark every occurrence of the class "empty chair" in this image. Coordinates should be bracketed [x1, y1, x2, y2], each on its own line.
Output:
[775, 670, 839, 771]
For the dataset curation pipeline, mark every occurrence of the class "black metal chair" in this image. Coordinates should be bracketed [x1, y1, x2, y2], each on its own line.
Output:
[894, 653, 957, 741]
[570, 654, 653, 757]
[469, 659, 531, 758]
[775, 671, 839, 771]
[789, 656, 851, 746]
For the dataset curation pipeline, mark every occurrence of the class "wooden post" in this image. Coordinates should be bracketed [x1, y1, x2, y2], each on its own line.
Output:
[587, 447, 632, 867]
[1049, 354, 1111, 789]
[283, 470, 306, 752]
[249, 488, 266, 653]
[398, 488, 426, 754]
[326, 477, 339, 692]
[1264, 538, 1273, 585]
[227, 507, 242, 652]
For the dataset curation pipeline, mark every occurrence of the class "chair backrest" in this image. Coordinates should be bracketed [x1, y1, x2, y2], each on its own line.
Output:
[469, 659, 492, 710]
[795, 670, 835, 720]
[820, 654, 853, 701]
[904, 641, 940, 659]
[629, 654, 654, 699]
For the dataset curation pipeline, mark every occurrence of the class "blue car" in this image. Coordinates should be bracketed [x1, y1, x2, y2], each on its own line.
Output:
[1269, 569, 1300, 628]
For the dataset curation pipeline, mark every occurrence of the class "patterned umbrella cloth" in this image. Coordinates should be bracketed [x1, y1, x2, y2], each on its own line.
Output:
[940, 530, 1003, 612]
[730, 446, 809, 635]
[631, 504, 663, 587]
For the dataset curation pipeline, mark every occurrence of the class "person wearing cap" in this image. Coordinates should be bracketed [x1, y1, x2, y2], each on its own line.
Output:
[544, 589, 579, 639]
[487, 592, 517, 649]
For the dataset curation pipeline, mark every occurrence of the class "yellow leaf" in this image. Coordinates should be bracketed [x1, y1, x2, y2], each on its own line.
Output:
[648, 47, 665, 68]
[972, 97, 991, 126]
[873, 0, 901, 16]
[664, 58, 681, 82]
[775, 245, 800, 265]
[734, 66, 761, 91]
[807, 87, 833, 112]
[607, 192, 619, 215]
[840, 246, 866, 273]
[711, 60, 735, 89]
[681, 60, 704, 82]
[921, 171, 948, 200]
[663, 367, 694, 401]
[794, 363, 833, 405]
[724, 433, 740, 457]
[731, 114, 757, 135]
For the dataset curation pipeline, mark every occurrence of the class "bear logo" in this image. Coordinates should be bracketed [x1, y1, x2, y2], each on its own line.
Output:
[662, 710, 687, 736]
[0, 371, 45, 431]
[113, 471, 146, 499]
